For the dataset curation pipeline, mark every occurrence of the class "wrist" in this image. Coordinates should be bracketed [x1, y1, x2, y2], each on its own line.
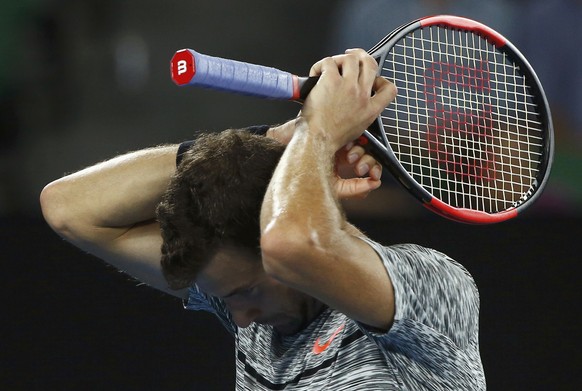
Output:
[294, 118, 340, 156]
[297, 117, 346, 152]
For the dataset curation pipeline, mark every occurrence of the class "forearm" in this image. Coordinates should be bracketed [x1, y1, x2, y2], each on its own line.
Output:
[40, 145, 178, 242]
[259, 119, 395, 329]
[261, 119, 345, 262]
[261, 50, 398, 328]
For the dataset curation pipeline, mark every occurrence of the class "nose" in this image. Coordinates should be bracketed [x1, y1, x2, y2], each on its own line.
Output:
[230, 308, 261, 328]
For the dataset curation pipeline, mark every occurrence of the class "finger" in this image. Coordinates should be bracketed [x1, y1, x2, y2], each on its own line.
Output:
[331, 51, 361, 79]
[343, 145, 383, 180]
[344, 48, 367, 55]
[335, 177, 382, 200]
[355, 154, 378, 177]
[346, 145, 366, 164]
[371, 76, 398, 112]
[370, 163, 382, 181]
[309, 56, 340, 77]
[349, 50, 379, 87]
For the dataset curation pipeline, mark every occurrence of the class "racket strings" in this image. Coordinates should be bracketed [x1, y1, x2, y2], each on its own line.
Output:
[380, 25, 545, 213]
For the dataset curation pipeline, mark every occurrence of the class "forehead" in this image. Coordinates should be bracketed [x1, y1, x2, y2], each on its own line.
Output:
[195, 247, 261, 296]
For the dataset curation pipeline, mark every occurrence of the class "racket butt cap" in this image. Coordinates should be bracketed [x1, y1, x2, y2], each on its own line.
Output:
[171, 49, 196, 85]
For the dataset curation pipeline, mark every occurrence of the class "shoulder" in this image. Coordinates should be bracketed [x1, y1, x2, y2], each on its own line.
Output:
[369, 241, 479, 306]
[363, 240, 480, 347]
[366, 241, 476, 291]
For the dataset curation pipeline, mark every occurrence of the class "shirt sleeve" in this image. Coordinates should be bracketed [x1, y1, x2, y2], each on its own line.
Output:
[361, 241, 480, 350]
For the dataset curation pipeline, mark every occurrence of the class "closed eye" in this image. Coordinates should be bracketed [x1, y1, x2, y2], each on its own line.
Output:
[222, 284, 258, 299]
[239, 285, 258, 297]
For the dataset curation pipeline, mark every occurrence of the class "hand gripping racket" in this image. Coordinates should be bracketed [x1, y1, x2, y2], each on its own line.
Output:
[170, 15, 554, 224]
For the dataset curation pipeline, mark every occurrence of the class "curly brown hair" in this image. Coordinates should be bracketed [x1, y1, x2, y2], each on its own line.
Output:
[156, 130, 285, 289]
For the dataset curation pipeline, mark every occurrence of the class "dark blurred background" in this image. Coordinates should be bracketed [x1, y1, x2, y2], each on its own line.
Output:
[1, 0, 580, 390]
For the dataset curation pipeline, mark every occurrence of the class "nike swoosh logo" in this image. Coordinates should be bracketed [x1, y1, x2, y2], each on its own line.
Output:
[312, 323, 345, 355]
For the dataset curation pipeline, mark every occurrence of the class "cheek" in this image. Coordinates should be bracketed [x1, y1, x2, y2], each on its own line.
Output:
[259, 280, 289, 305]
[262, 281, 304, 312]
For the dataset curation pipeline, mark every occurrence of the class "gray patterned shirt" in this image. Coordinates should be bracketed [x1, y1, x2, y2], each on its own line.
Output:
[185, 241, 485, 390]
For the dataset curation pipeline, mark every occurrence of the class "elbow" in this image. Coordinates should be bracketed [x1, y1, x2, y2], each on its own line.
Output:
[260, 218, 319, 282]
[40, 180, 72, 237]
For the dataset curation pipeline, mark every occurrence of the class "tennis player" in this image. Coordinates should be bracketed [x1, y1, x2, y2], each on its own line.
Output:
[41, 49, 485, 390]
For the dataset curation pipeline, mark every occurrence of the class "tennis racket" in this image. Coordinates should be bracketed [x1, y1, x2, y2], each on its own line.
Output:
[170, 15, 553, 224]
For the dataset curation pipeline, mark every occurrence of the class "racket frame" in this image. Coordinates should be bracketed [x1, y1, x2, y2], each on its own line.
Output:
[170, 15, 554, 224]
[364, 15, 554, 224]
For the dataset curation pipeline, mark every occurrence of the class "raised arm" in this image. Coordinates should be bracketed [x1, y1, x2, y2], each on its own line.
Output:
[38, 121, 301, 298]
[40, 145, 186, 297]
[260, 49, 398, 330]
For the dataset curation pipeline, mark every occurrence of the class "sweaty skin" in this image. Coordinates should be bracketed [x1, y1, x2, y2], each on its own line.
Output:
[260, 49, 398, 331]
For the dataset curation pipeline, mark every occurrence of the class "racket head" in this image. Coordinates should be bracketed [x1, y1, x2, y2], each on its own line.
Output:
[366, 15, 554, 224]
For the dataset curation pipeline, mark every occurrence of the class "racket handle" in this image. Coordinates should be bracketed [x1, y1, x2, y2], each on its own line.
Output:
[171, 49, 310, 100]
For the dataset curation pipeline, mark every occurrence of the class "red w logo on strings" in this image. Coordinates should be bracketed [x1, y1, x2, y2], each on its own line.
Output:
[424, 61, 496, 183]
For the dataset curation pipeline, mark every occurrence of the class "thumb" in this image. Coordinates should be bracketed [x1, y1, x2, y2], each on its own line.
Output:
[335, 177, 381, 200]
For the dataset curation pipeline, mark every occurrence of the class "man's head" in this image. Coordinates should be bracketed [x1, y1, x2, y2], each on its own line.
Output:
[156, 130, 284, 290]
[195, 245, 324, 335]
[157, 130, 325, 334]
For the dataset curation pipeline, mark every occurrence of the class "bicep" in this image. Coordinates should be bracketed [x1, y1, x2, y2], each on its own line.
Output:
[263, 231, 395, 330]
[315, 235, 396, 330]
[71, 220, 188, 299]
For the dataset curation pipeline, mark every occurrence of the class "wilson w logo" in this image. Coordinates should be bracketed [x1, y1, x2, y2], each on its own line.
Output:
[424, 61, 496, 183]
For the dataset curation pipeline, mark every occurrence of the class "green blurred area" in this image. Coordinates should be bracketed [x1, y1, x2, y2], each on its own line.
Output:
[0, 1, 41, 89]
